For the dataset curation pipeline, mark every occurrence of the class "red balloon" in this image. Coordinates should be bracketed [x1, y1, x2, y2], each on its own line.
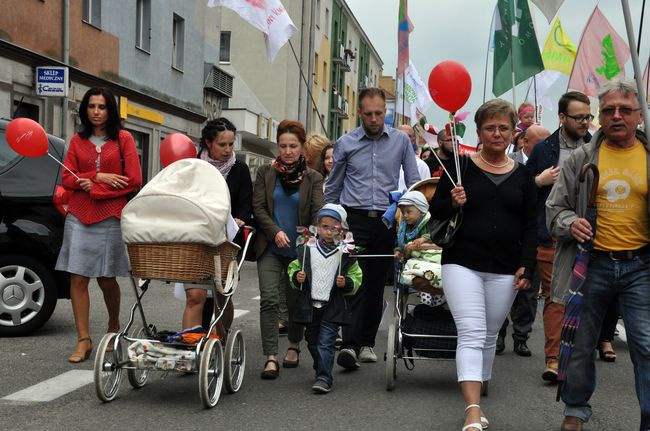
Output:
[160, 133, 197, 167]
[428, 61, 472, 113]
[6, 118, 49, 157]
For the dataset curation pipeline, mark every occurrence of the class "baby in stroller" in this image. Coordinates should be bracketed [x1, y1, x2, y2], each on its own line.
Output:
[393, 191, 445, 306]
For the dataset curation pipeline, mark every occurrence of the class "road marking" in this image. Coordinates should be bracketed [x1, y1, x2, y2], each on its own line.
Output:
[234, 309, 250, 318]
[616, 323, 627, 343]
[252, 295, 260, 300]
[2, 370, 93, 402]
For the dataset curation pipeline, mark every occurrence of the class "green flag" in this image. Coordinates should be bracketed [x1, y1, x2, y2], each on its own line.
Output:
[492, 0, 545, 97]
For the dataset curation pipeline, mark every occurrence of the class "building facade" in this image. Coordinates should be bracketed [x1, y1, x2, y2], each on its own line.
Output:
[0, 0, 228, 182]
[0, 0, 382, 181]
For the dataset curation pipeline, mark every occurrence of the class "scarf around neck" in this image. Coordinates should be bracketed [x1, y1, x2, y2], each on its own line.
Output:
[200, 148, 237, 179]
[274, 154, 307, 191]
[397, 212, 431, 250]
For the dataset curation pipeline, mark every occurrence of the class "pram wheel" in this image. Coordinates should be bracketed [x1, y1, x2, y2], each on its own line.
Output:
[385, 323, 397, 391]
[94, 332, 124, 402]
[224, 329, 245, 394]
[199, 338, 224, 408]
[127, 326, 149, 389]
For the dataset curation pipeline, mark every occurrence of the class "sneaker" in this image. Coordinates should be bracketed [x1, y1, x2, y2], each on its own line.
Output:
[311, 379, 332, 394]
[337, 348, 360, 370]
[542, 359, 558, 383]
[358, 346, 377, 363]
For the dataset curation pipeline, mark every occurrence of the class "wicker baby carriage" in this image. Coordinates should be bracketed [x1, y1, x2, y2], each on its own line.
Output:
[93, 159, 249, 409]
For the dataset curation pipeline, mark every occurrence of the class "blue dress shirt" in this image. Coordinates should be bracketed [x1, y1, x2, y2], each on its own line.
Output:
[324, 125, 419, 210]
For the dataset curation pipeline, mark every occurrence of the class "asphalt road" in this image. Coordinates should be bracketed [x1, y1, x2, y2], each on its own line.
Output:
[0, 261, 639, 430]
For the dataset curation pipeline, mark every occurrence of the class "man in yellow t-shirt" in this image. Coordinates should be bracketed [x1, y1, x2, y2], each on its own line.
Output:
[547, 77, 650, 431]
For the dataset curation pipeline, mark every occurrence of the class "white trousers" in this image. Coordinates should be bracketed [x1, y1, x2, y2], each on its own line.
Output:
[442, 264, 517, 382]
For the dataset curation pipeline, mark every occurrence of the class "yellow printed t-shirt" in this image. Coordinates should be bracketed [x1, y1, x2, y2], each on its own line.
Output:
[594, 140, 649, 251]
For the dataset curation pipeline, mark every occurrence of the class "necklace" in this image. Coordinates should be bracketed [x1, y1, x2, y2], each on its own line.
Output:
[479, 152, 510, 168]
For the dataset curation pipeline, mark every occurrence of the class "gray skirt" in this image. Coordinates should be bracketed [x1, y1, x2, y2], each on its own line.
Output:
[55, 213, 130, 278]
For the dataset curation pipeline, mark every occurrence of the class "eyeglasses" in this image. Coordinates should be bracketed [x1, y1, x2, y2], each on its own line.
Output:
[319, 224, 340, 233]
[481, 125, 512, 134]
[563, 113, 594, 123]
[600, 107, 641, 117]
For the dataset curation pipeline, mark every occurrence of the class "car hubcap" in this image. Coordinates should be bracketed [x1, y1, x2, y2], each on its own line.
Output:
[0, 265, 44, 326]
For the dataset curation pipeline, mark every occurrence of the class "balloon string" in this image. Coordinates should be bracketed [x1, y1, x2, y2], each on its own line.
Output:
[47, 152, 80, 180]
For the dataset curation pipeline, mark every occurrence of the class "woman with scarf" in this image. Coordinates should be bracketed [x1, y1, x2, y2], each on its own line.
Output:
[191, 117, 253, 333]
[252, 120, 324, 379]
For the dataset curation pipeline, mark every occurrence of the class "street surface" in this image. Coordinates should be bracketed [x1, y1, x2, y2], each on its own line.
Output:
[0, 262, 638, 430]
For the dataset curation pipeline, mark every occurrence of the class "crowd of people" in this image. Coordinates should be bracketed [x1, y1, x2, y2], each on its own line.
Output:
[56, 80, 649, 430]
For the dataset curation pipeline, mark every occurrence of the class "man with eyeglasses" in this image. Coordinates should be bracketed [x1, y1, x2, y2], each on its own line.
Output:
[547, 77, 650, 431]
[526, 91, 593, 383]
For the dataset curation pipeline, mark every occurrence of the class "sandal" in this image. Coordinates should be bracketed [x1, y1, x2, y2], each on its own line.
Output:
[68, 337, 93, 363]
[282, 347, 300, 368]
[463, 404, 489, 430]
[598, 342, 616, 362]
[260, 359, 280, 380]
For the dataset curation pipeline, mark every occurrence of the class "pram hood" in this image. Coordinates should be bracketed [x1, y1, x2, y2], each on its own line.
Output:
[121, 158, 231, 247]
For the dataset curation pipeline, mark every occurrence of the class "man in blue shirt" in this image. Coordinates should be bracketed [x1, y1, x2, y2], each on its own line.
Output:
[325, 87, 419, 368]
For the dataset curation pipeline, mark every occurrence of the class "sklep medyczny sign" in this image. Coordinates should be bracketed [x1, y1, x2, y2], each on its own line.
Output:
[35, 66, 68, 97]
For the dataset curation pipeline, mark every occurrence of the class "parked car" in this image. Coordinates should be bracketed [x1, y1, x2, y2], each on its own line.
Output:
[0, 118, 71, 336]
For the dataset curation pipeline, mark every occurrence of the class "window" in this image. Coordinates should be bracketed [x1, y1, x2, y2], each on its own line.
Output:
[325, 8, 329, 30]
[314, 52, 319, 84]
[136, 0, 151, 52]
[315, 0, 321, 29]
[172, 14, 185, 71]
[322, 60, 327, 91]
[13, 99, 40, 122]
[219, 31, 231, 63]
[125, 128, 149, 183]
[82, 0, 101, 28]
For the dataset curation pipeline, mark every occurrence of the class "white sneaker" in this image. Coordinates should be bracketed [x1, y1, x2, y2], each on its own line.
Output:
[358, 346, 377, 363]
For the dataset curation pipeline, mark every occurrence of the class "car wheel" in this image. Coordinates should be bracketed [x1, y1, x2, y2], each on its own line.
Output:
[0, 255, 58, 336]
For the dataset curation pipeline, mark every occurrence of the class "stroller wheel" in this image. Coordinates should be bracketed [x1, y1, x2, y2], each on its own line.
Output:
[127, 326, 149, 389]
[199, 338, 224, 408]
[94, 332, 124, 402]
[386, 323, 397, 391]
[224, 329, 246, 394]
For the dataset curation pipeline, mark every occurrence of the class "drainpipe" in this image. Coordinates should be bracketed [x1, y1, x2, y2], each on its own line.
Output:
[61, 0, 70, 143]
[306, 0, 316, 132]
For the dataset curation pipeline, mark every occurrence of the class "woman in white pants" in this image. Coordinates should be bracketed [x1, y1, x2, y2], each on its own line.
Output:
[430, 99, 537, 431]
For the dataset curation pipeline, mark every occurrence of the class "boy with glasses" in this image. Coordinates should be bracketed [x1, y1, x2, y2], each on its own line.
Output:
[288, 204, 362, 393]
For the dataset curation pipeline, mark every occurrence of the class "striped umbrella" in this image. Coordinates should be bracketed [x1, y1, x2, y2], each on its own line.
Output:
[556, 163, 599, 401]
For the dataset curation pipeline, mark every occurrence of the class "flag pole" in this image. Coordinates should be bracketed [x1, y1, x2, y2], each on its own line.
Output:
[637, 0, 646, 54]
[533, 75, 539, 123]
[621, 0, 650, 144]
[484, 6, 496, 103]
[510, 0, 516, 107]
[402, 69, 407, 125]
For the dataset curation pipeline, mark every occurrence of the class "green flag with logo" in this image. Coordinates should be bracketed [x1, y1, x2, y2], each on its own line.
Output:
[492, 0, 545, 97]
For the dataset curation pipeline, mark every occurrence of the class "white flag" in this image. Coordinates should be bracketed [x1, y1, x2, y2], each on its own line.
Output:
[530, 0, 565, 23]
[525, 70, 562, 112]
[396, 60, 433, 126]
[207, 0, 298, 62]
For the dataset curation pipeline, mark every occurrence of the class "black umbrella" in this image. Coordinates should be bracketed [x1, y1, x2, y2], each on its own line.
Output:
[556, 163, 599, 401]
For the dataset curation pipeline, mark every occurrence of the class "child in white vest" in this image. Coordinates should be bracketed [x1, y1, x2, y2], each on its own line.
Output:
[288, 203, 362, 394]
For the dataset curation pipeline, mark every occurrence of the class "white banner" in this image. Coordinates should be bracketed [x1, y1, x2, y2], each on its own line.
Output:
[208, 0, 298, 62]
[396, 60, 433, 126]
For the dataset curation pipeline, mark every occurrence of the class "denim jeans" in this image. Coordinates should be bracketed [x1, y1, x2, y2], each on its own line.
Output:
[304, 307, 339, 386]
[562, 252, 650, 430]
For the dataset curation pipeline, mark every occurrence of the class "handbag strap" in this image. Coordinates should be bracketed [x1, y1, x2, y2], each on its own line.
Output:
[116, 132, 126, 176]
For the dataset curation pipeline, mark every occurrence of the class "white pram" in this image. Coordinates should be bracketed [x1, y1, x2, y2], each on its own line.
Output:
[93, 159, 253, 408]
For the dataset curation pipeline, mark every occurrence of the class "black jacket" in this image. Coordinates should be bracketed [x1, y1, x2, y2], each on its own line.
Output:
[291, 245, 357, 326]
[526, 129, 591, 246]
